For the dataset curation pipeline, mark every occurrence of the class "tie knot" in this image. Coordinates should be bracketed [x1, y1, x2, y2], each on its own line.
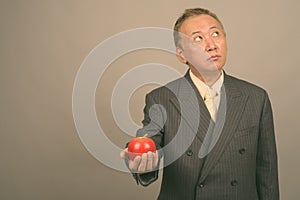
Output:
[204, 88, 217, 101]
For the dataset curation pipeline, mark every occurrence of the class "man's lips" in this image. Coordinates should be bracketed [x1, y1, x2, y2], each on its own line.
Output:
[208, 55, 221, 61]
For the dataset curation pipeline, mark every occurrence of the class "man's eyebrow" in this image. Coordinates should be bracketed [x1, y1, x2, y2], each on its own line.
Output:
[191, 31, 201, 35]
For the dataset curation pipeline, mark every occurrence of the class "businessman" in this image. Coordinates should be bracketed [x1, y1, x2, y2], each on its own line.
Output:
[120, 7, 279, 200]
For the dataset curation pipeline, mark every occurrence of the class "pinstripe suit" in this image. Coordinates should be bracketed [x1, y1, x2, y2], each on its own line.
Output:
[134, 71, 279, 200]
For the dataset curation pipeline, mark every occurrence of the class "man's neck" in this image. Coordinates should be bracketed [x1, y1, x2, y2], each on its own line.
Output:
[190, 67, 222, 87]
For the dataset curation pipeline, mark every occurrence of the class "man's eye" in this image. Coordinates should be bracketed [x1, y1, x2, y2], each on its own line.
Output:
[212, 31, 219, 37]
[194, 36, 202, 41]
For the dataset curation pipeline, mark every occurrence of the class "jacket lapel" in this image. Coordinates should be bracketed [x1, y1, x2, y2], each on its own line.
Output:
[198, 74, 249, 183]
[168, 72, 211, 142]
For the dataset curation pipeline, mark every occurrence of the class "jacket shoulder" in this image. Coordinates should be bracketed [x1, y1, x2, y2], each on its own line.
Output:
[146, 77, 186, 98]
[226, 74, 267, 96]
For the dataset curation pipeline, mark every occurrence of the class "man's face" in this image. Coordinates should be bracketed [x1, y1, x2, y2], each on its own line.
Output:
[176, 14, 227, 73]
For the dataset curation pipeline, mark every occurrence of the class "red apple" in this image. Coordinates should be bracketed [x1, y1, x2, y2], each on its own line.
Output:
[128, 137, 156, 160]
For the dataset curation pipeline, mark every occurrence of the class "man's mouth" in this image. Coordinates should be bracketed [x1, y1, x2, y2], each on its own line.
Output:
[208, 55, 220, 61]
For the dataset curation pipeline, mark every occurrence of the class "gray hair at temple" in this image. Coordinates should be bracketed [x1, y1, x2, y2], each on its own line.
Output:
[173, 8, 225, 48]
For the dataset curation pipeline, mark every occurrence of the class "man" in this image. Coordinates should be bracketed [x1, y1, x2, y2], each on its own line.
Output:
[120, 8, 279, 200]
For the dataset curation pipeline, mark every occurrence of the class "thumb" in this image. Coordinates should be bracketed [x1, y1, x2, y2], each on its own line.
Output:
[120, 148, 128, 159]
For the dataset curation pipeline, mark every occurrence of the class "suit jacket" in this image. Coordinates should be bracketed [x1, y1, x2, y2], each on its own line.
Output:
[133, 71, 279, 200]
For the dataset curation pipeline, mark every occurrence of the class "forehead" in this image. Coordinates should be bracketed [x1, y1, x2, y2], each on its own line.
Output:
[179, 14, 223, 35]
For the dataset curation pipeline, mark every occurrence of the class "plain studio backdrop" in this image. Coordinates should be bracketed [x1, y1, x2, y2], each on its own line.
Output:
[1, 0, 299, 199]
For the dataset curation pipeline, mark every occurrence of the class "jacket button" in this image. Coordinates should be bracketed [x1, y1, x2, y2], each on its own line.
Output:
[239, 148, 246, 154]
[186, 149, 193, 156]
[231, 180, 238, 186]
[199, 183, 205, 188]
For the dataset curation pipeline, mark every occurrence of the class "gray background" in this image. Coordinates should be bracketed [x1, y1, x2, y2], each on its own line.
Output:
[1, 0, 299, 199]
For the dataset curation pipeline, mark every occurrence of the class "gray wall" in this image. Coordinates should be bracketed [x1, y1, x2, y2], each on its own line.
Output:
[1, 0, 299, 199]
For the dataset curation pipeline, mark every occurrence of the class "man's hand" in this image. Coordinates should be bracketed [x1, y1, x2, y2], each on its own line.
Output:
[120, 148, 159, 173]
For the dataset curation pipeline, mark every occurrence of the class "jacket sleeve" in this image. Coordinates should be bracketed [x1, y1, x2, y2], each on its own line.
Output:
[129, 92, 165, 186]
[256, 91, 280, 199]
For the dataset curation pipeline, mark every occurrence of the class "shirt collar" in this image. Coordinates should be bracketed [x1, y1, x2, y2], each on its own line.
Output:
[189, 70, 224, 99]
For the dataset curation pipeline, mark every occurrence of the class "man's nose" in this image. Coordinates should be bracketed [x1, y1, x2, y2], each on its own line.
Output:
[204, 37, 217, 52]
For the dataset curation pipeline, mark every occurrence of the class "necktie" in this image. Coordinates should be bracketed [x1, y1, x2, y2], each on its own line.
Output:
[204, 89, 217, 122]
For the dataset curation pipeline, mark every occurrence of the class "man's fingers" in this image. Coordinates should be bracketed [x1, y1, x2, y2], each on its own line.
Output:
[129, 156, 141, 171]
[124, 150, 158, 173]
[146, 151, 154, 171]
[153, 151, 159, 168]
[137, 153, 148, 172]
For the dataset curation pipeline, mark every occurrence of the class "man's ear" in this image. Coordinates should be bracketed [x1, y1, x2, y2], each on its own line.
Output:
[176, 47, 187, 64]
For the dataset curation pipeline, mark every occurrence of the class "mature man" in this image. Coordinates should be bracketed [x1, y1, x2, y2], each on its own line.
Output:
[120, 8, 279, 200]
